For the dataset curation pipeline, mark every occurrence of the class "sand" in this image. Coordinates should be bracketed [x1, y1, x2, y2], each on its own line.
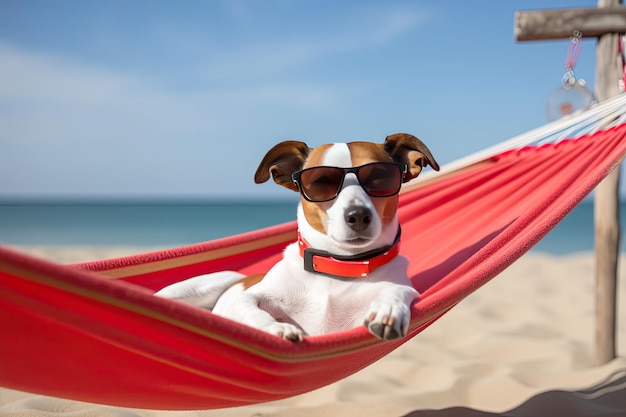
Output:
[1, 247, 626, 417]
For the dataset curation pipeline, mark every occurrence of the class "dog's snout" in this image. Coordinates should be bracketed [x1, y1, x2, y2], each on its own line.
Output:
[344, 205, 372, 232]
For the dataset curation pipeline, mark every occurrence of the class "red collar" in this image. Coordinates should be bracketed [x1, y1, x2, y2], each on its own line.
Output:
[297, 227, 401, 278]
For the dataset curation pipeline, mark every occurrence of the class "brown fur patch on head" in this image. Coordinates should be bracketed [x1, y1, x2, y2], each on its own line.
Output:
[300, 144, 334, 169]
[347, 142, 393, 166]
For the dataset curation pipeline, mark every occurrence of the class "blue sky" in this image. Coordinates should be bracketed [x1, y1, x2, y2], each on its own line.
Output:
[0, 0, 604, 201]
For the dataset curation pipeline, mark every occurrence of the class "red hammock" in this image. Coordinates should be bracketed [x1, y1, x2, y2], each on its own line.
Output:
[1, 124, 626, 410]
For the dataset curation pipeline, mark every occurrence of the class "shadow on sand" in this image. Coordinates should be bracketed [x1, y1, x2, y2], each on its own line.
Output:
[403, 369, 626, 417]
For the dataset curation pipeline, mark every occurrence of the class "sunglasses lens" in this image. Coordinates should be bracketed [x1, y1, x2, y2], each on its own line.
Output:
[295, 163, 404, 202]
[358, 163, 403, 197]
[299, 167, 344, 202]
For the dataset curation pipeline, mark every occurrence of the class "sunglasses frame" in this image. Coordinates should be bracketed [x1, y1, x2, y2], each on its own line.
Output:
[291, 162, 407, 203]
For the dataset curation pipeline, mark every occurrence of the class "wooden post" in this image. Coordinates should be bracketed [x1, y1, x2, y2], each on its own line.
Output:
[593, 0, 622, 365]
[515, 0, 625, 365]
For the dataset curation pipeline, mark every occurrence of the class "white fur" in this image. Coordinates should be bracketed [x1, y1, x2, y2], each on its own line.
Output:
[156, 143, 419, 341]
[154, 271, 245, 309]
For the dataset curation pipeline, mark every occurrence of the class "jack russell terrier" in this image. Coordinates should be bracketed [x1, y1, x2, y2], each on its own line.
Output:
[156, 134, 439, 342]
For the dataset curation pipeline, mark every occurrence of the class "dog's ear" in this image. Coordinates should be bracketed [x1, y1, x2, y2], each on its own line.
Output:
[254, 141, 311, 191]
[384, 133, 440, 182]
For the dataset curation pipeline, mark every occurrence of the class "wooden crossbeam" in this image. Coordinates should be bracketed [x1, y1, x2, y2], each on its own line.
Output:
[515, 7, 626, 41]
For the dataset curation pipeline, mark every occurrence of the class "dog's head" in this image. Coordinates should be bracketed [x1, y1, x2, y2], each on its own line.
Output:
[255, 134, 439, 256]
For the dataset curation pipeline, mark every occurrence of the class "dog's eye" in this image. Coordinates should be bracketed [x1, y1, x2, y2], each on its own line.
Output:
[364, 177, 388, 189]
[361, 167, 388, 182]
[358, 164, 403, 196]
[311, 175, 334, 185]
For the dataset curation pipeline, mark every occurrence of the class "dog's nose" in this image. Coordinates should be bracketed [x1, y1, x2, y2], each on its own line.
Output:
[344, 205, 372, 232]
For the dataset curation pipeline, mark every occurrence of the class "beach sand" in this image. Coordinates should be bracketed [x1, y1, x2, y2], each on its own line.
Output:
[2, 247, 626, 417]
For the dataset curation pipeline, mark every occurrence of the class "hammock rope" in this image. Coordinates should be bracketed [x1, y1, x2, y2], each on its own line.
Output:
[416, 93, 626, 184]
[1, 94, 626, 410]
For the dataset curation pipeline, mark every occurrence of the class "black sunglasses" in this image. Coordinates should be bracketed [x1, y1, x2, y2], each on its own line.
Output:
[291, 162, 407, 203]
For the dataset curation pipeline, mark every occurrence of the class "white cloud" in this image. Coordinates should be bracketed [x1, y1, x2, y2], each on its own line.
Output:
[202, 5, 425, 81]
[0, 41, 344, 197]
[0, 43, 134, 106]
[0, 4, 426, 197]
[0, 41, 339, 144]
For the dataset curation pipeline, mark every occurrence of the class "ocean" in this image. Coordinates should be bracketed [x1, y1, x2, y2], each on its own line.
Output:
[0, 200, 624, 255]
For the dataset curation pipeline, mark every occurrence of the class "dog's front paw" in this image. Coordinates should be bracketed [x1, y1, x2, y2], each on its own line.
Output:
[364, 301, 411, 340]
[266, 322, 304, 342]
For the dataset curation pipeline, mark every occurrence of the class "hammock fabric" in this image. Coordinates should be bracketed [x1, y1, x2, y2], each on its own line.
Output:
[1, 123, 626, 410]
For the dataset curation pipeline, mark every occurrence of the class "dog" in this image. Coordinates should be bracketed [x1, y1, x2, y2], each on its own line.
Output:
[156, 133, 439, 342]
